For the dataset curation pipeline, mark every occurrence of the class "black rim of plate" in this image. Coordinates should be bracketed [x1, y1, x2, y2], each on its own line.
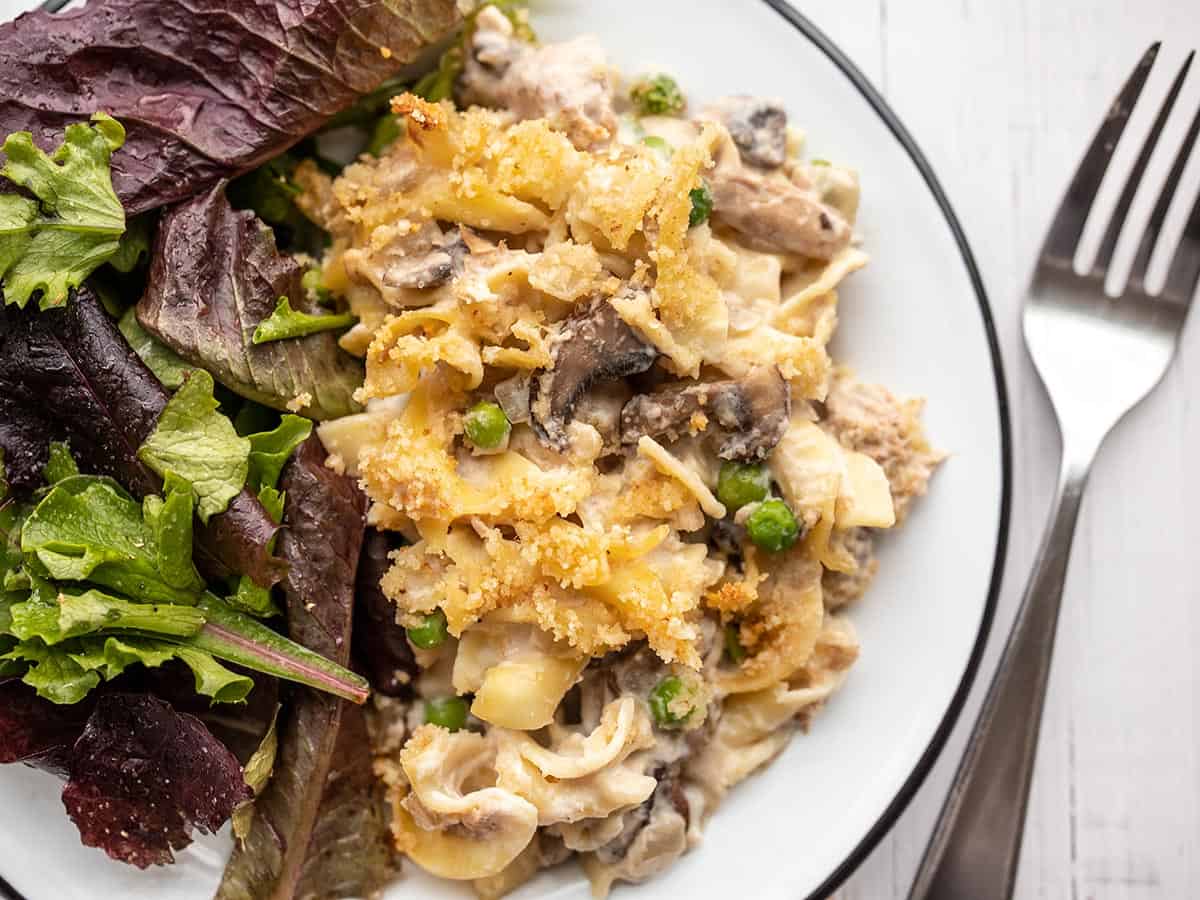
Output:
[758, 1, 1013, 898]
[2, 3, 1013, 900]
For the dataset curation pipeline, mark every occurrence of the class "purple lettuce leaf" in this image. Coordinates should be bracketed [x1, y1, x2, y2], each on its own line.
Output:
[0, 286, 284, 586]
[135, 663, 281, 766]
[218, 435, 396, 900]
[62, 693, 252, 868]
[0, 678, 93, 776]
[354, 528, 417, 698]
[277, 436, 368, 657]
[1, 682, 255, 867]
[138, 183, 364, 421]
[0, 0, 461, 216]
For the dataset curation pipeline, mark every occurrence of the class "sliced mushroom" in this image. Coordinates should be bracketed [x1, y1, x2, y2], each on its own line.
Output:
[707, 127, 852, 260]
[459, 6, 617, 150]
[384, 226, 469, 291]
[530, 299, 658, 451]
[620, 366, 790, 461]
[703, 95, 789, 169]
[592, 766, 689, 867]
[493, 373, 531, 424]
[342, 221, 470, 307]
[581, 766, 690, 894]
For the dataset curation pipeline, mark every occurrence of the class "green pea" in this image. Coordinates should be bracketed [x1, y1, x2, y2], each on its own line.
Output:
[630, 74, 687, 117]
[407, 610, 448, 649]
[688, 182, 713, 228]
[648, 675, 695, 729]
[424, 696, 469, 732]
[724, 625, 746, 664]
[464, 400, 511, 450]
[746, 498, 801, 553]
[716, 461, 770, 512]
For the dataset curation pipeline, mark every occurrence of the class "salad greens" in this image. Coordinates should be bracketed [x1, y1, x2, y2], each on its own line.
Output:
[4, 635, 253, 706]
[226, 153, 329, 256]
[228, 413, 311, 618]
[231, 706, 280, 843]
[252, 297, 357, 346]
[117, 307, 192, 390]
[246, 416, 313, 494]
[137, 370, 251, 524]
[0, 290, 285, 586]
[0, 114, 126, 309]
[107, 214, 153, 275]
[220, 437, 392, 900]
[0, 0, 462, 216]
[0, 460, 368, 706]
[21, 476, 205, 605]
[44, 441, 79, 484]
[62, 694, 254, 866]
[7, 589, 206, 646]
[138, 183, 364, 420]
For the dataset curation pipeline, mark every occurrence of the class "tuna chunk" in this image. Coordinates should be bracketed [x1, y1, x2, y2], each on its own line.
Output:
[459, 6, 617, 150]
[821, 374, 944, 521]
[707, 126, 852, 260]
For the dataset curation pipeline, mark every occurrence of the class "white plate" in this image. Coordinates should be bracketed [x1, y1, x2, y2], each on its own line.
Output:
[0, 1, 1012, 898]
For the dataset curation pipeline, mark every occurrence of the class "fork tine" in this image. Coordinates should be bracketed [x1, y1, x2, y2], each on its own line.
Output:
[1041, 43, 1160, 266]
[1129, 93, 1200, 293]
[1093, 52, 1194, 278]
[1162, 179, 1200, 304]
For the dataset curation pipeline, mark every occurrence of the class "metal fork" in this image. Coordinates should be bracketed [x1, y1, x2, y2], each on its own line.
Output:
[909, 43, 1200, 900]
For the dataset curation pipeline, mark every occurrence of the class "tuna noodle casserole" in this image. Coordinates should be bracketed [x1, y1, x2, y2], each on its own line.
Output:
[303, 7, 943, 896]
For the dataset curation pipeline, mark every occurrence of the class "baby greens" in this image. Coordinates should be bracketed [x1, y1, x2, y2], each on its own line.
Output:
[0, 114, 126, 309]
[0, 464, 368, 706]
[21, 476, 205, 605]
[252, 297, 357, 345]
[137, 370, 250, 524]
[138, 184, 364, 420]
[0, 0, 462, 216]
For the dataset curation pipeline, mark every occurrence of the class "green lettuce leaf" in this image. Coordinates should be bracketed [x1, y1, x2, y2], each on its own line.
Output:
[3, 640, 100, 704]
[1, 497, 28, 580]
[251, 297, 356, 345]
[108, 213, 153, 274]
[44, 441, 79, 484]
[7, 588, 206, 646]
[247, 416, 313, 494]
[20, 475, 205, 605]
[142, 474, 201, 591]
[228, 416, 309, 618]
[226, 535, 280, 619]
[3, 634, 253, 705]
[190, 596, 368, 704]
[232, 705, 281, 843]
[0, 113, 127, 309]
[118, 306, 192, 389]
[138, 369, 250, 523]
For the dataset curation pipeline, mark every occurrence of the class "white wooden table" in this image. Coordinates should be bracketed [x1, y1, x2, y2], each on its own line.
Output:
[793, 2, 1200, 898]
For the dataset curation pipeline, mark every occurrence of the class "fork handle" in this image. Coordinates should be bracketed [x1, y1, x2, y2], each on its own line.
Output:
[908, 440, 1096, 900]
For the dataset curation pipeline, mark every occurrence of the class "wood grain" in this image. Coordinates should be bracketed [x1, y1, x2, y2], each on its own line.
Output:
[793, 1, 1200, 898]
